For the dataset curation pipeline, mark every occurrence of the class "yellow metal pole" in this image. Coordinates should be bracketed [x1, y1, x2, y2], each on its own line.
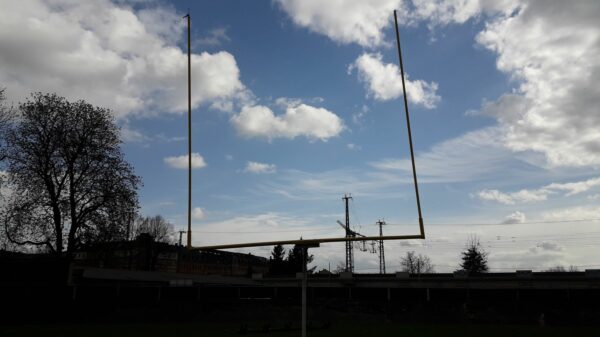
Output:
[191, 234, 423, 250]
[184, 13, 192, 249]
[393, 10, 425, 239]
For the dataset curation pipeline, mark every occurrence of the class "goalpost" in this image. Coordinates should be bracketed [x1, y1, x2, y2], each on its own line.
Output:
[186, 11, 424, 337]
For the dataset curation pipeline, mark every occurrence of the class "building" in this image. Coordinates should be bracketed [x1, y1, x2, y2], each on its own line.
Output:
[72, 234, 268, 276]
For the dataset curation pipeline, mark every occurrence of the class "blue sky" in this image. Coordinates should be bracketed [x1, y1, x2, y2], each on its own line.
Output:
[1, 0, 600, 272]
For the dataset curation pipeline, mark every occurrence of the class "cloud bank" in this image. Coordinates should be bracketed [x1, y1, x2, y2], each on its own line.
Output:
[0, 0, 245, 118]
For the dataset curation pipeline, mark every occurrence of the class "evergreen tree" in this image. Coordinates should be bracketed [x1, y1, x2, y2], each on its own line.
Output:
[286, 244, 315, 274]
[269, 244, 286, 275]
[460, 236, 488, 274]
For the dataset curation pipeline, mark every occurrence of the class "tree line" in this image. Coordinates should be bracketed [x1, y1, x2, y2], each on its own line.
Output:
[386, 236, 489, 275]
[268, 244, 316, 275]
[271, 236, 491, 276]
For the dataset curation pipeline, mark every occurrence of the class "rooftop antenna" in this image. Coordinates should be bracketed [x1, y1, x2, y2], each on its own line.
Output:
[183, 11, 192, 249]
[393, 10, 425, 237]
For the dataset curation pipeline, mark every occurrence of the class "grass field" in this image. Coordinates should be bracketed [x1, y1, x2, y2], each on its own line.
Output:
[3, 322, 600, 337]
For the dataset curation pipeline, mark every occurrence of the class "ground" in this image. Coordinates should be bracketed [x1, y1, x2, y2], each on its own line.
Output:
[3, 322, 600, 337]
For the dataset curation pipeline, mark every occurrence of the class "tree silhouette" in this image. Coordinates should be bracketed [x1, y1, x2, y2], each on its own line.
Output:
[2, 93, 140, 257]
[545, 265, 579, 272]
[266, 244, 316, 274]
[286, 244, 315, 273]
[460, 236, 488, 274]
[268, 244, 287, 275]
[400, 251, 434, 274]
[132, 215, 175, 243]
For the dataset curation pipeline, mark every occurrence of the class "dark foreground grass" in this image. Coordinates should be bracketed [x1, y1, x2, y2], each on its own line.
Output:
[2, 321, 600, 337]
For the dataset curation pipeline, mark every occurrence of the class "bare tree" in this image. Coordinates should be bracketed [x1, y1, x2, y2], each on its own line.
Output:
[1, 93, 141, 257]
[132, 215, 175, 243]
[333, 261, 347, 274]
[400, 251, 434, 274]
[460, 235, 488, 274]
[545, 265, 579, 272]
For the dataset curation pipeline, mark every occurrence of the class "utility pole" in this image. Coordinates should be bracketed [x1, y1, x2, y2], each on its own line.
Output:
[377, 220, 386, 274]
[184, 12, 193, 249]
[342, 194, 353, 273]
[178, 230, 187, 247]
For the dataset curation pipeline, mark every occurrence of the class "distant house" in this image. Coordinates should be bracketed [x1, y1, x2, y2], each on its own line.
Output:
[178, 249, 268, 276]
[73, 233, 178, 272]
[316, 268, 333, 275]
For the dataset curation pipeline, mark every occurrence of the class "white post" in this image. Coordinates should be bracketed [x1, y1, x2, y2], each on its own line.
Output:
[302, 246, 307, 337]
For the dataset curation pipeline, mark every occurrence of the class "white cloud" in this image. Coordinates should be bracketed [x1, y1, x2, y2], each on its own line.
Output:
[501, 211, 526, 224]
[477, 176, 600, 205]
[536, 241, 563, 252]
[231, 101, 344, 141]
[192, 207, 205, 220]
[120, 124, 148, 143]
[349, 53, 440, 108]
[275, 0, 405, 48]
[407, 0, 521, 28]
[278, 0, 600, 167]
[541, 206, 600, 221]
[347, 143, 361, 151]
[192, 212, 334, 247]
[245, 161, 277, 174]
[164, 153, 207, 169]
[195, 27, 230, 47]
[409, 0, 482, 26]
[474, 0, 600, 167]
[478, 188, 550, 205]
[257, 168, 407, 201]
[0, 0, 245, 118]
[274, 0, 518, 48]
[274, 97, 303, 108]
[399, 239, 424, 247]
[491, 241, 569, 271]
[352, 105, 370, 125]
[545, 177, 600, 197]
[370, 127, 520, 183]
